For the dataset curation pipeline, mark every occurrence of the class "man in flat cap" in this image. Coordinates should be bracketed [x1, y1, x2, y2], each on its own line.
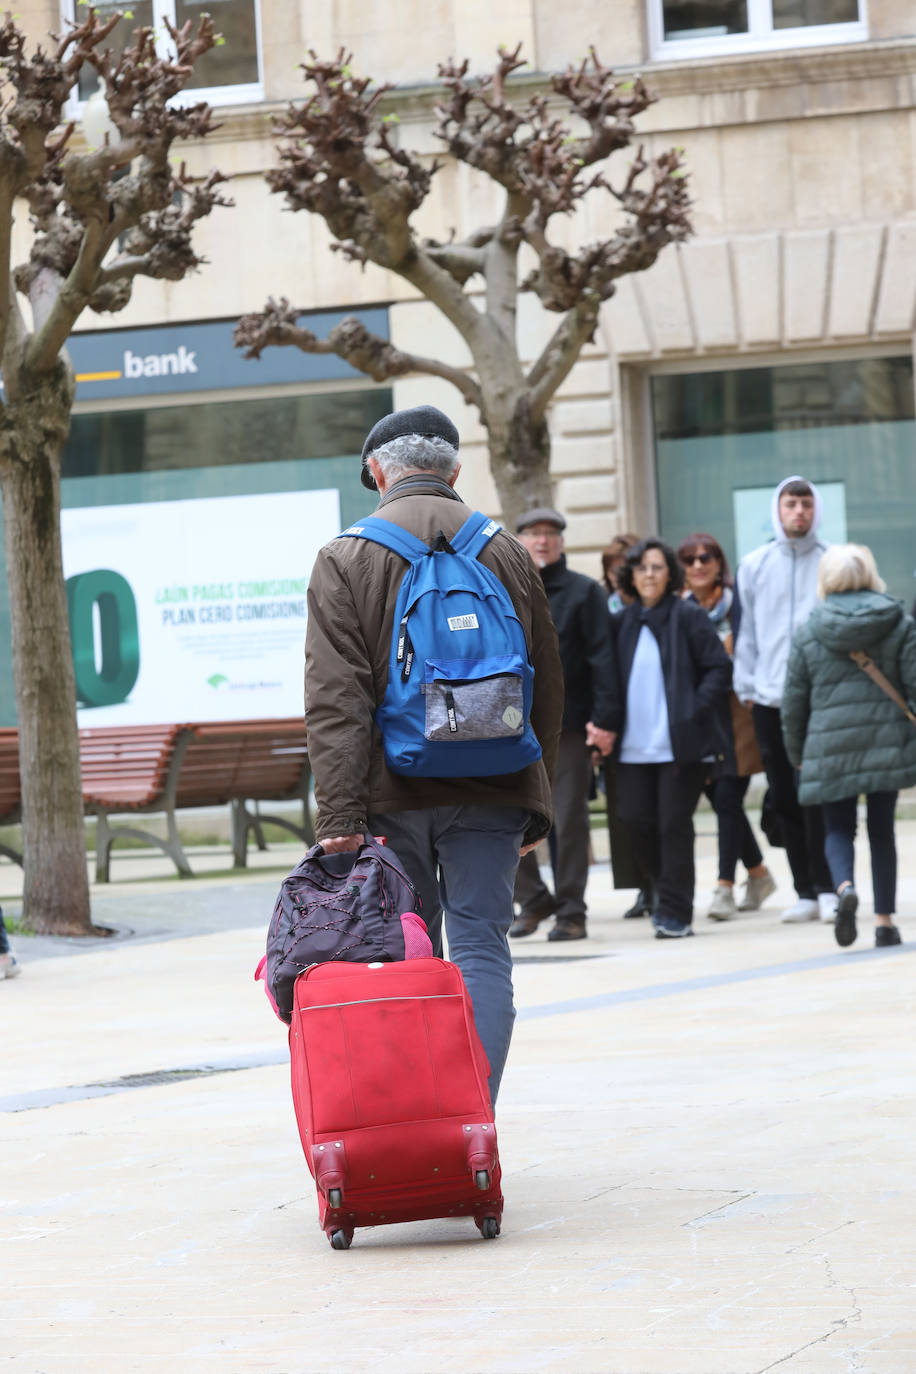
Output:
[304, 406, 563, 1101]
[512, 508, 616, 941]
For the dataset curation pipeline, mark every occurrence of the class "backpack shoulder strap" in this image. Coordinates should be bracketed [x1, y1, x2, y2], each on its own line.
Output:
[338, 516, 429, 563]
[449, 510, 504, 561]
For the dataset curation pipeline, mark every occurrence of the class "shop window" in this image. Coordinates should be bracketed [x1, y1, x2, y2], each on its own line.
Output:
[650, 356, 916, 602]
[70, 0, 261, 106]
[648, 0, 865, 58]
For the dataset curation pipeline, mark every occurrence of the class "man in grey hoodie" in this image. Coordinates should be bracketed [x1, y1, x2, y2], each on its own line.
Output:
[733, 476, 833, 923]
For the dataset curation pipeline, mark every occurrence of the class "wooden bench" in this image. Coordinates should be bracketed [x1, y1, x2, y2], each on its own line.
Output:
[0, 729, 22, 865]
[83, 719, 313, 882]
[0, 720, 313, 881]
[80, 724, 192, 882]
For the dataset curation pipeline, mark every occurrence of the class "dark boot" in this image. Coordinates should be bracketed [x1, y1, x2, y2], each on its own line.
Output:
[547, 917, 587, 942]
[623, 889, 652, 920]
[509, 895, 556, 939]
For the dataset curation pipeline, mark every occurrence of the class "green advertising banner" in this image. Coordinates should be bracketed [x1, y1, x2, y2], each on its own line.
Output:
[60, 489, 340, 724]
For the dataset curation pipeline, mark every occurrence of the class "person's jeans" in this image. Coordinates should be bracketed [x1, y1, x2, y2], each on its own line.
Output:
[752, 705, 832, 898]
[615, 761, 707, 924]
[821, 791, 898, 914]
[514, 730, 592, 923]
[704, 775, 764, 883]
[367, 804, 530, 1103]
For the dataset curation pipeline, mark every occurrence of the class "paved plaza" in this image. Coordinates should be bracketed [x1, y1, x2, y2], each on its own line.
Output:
[2, 818, 915, 1373]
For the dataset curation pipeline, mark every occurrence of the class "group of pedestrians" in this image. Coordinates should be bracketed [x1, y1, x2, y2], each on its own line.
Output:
[510, 474, 916, 950]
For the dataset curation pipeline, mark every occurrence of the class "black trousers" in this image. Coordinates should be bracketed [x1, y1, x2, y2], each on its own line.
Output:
[616, 761, 708, 924]
[603, 758, 655, 893]
[752, 704, 832, 899]
[704, 775, 764, 883]
[515, 730, 592, 923]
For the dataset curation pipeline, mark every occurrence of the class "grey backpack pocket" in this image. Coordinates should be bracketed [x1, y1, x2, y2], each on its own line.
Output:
[424, 656, 526, 742]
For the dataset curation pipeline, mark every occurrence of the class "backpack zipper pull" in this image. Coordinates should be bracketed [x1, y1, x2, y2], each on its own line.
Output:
[445, 689, 458, 733]
[401, 629, 415, 681]
[396, 614, 409, 665]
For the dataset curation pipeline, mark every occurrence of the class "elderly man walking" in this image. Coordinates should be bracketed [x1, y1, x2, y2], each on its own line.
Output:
[304, 406, 563, 1100]
[510, 507, 616, 942]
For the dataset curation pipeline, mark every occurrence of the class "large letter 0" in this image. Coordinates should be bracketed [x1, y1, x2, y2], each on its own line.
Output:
[67, 570, 140, 708]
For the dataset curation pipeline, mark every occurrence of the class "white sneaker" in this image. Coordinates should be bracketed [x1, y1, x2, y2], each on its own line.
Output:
[818, 893, 838, 923]
[0, 952, 21, 978]
[780, 898, 819, 923]
[707, 886, 736, 921]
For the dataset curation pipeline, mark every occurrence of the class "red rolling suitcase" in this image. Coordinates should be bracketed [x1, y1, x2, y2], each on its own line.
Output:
[289, 957, 503, 1249]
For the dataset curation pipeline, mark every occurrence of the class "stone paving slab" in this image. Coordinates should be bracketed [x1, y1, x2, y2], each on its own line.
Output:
[2, 827, 916, 1372]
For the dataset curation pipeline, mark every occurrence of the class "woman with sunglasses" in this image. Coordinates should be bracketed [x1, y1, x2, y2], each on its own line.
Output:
[605, 538, 732, 938]
[678, 533, 777, 922]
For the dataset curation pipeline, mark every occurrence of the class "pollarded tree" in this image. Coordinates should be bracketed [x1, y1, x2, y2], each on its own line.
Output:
[0, 10, 230, 935]
[235, 45, 691, 528]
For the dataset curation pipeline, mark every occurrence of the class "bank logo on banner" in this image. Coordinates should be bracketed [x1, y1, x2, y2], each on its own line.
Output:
[60, 489, 340, 726]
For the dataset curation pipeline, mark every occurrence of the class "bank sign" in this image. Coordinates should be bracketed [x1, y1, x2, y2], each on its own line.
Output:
[60, 489, 340, 725]
[68, 307, 390, 400]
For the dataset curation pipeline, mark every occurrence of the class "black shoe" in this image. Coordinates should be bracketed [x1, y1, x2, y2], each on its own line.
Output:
[623, 889, 652, 920]
[875, 924, 902, 947]
[834, 887, 858, 948]
[547, 919, 587, 942]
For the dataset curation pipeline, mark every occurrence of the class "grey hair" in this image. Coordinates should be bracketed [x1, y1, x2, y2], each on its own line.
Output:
[369, 433, 459, 484]
[817, 543, 886, 598]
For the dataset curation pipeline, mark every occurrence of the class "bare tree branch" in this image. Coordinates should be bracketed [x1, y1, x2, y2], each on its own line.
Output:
[527, 297, 601, 419]
[235, 298, 483, 409]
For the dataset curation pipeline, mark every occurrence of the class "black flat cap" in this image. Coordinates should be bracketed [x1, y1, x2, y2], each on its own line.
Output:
[360, 405, 460, 490]
[516, 507, 566, 533]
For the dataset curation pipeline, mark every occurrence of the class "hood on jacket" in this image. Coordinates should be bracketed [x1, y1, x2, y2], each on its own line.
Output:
[807, 589, 904, 654]
[770, 475, 824, 552]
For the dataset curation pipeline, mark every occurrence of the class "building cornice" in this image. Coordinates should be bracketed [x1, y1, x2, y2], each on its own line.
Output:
[133, 35, 916, 151]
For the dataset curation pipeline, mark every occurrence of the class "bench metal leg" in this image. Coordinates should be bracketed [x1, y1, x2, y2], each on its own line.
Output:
[94, 811, 193, 882]
[231, 799, 249, 869]
[0, 839, 23, 867]
[95, 812, 112, 884]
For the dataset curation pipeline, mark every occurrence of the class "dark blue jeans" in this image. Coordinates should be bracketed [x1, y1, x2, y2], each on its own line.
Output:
[821, 791, 898, 914]
[367, 804, 530, 1102]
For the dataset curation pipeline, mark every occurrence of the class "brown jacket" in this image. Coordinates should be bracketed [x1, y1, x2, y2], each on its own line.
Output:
[305, 475, 563, 846]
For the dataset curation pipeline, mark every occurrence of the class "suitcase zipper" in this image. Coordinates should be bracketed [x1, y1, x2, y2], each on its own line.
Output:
[300, 993, 461, 1011]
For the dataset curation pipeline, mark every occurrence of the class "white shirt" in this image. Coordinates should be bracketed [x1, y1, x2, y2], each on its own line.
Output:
[619, 624, 674, 764]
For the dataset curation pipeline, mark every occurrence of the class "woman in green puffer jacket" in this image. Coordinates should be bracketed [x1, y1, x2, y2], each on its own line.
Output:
[782, 544, 916, 951]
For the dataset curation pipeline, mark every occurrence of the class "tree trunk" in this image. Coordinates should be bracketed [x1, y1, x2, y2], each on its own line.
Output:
[0, 373, 93, 936]
[484, 391, 554, 533]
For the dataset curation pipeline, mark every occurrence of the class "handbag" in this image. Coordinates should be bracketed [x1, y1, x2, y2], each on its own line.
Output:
[848, 650, 916, 727]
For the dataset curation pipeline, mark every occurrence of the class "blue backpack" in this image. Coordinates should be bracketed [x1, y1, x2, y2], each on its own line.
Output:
[340, 510, 542, 778]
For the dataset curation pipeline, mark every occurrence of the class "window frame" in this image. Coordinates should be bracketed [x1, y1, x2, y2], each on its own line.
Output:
[63, 0, 264, 111]
[646, 0, 868, 60]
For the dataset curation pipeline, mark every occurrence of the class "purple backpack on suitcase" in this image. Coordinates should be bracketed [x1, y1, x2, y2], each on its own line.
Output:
[260, 834, 426, 1023]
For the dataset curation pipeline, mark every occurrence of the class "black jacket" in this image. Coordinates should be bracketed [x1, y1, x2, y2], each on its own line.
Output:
[539, 556, 616, 733]
[609, 594, 733, 765]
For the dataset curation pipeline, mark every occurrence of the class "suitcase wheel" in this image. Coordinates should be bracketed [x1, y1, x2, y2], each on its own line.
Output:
[329, 1229, 352, 1250]
[474, 1170, 490, 1192]
[479, 1216, 500, 1240]
[328, 1188, 343, 1209]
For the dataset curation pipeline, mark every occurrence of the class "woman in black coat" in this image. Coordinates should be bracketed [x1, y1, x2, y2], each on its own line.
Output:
[607, 538, 733, 939]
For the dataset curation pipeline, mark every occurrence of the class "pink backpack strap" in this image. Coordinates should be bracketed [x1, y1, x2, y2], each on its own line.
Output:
[254, 955, 286, 1022]
[400, 911, 434, 959]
